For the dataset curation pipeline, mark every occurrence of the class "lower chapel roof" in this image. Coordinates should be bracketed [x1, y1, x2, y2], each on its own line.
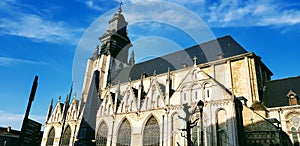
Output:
[263, 76, 300, 108]
[111, 35, 248, 84]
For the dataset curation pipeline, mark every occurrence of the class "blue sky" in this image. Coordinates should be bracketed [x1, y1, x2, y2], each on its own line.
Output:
[0, 0, 299, 130]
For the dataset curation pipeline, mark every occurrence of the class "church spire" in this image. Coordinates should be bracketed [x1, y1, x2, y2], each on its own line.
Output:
[118, 0, 123, 14]
[45, 98, 53, 122]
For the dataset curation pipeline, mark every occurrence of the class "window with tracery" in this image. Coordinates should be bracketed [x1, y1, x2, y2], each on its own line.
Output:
[191, 113, 199, 146]
[61, 126, 71, 146]
[286, 114, 300, 145]
[117, 119, 131, 146]
[96, 122, 108, 146]
[191, 113, 205, 146]
[46, 127, 55, 146]
[143, 116, 160, 146]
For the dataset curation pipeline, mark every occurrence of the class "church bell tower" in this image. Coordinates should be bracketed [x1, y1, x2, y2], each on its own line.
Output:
[81, 1, 132, 102]
[99, 1, 132, 64]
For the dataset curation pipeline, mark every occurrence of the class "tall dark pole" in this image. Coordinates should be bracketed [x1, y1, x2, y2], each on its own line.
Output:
[24, 76, 38, 120]
[200, 108, 204, 146]
[197, 100, 204, 146]
[19, 75, 38, 145]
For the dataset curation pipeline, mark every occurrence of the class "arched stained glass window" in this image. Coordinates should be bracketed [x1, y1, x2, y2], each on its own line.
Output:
[117, 119, 131, 146]
[61, 126, 71, 146]
[286, 114, 300, 145]
[46, 127, 55, 146]
[191, 113, 199, 146]
[143, 116, 160, 146]
[96, 122, 108, 146]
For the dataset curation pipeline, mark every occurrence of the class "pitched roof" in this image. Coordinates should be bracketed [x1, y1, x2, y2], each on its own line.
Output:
[262, 76, 300, 108]
[112, 35, 248, 84]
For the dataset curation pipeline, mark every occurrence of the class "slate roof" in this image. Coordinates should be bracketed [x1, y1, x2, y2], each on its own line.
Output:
[111, 35, 248, 84]
[0, 127, 20, 137]
[263, 76, 300, 108]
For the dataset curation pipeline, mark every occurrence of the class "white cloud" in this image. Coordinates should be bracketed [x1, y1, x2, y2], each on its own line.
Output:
[121, 0, 300, 28]
[0, 110, 45, 130]
[0, 14, 83, 45]
[198, 0, 300, 27]
[0, 0, 84, 45]
[0, 56, 47, 66]
[85, 0, 103, 11]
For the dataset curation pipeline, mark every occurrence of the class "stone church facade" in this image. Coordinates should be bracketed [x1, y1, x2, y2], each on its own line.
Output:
[41, 5, 295, 146]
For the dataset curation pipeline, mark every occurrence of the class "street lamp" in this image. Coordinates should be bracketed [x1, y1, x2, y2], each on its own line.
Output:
[197, 100, 204, 146]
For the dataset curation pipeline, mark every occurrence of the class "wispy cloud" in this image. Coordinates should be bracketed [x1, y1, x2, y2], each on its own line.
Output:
[0, 0, 84, 45]
[85, 0, 103, 11]
[80, 0, 116, 12]
[201, 0, 300, 27]
[119, 0, 300, 28]
[0, 15, 83, 45]
[0, 110, 45, 130]
[0, 56, 46, 66]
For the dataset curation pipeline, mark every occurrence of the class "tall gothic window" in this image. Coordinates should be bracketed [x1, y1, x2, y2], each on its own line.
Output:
[143, 116, 160, 146]
[96, 122, 108, 146]
[217, 109, 228, 146]
[191, 113, 206, 146]
[117, 119, 131, 146]
[191, 113, 199, 146]
[46, 127, 55, 146]
[61, 126, 71, 146]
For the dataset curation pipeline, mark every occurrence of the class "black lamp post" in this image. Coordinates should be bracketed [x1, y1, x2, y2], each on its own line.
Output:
[197, 100, 204, 146]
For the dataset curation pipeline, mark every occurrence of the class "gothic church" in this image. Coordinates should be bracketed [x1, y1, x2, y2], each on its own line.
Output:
[41, 4, 298, 146]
